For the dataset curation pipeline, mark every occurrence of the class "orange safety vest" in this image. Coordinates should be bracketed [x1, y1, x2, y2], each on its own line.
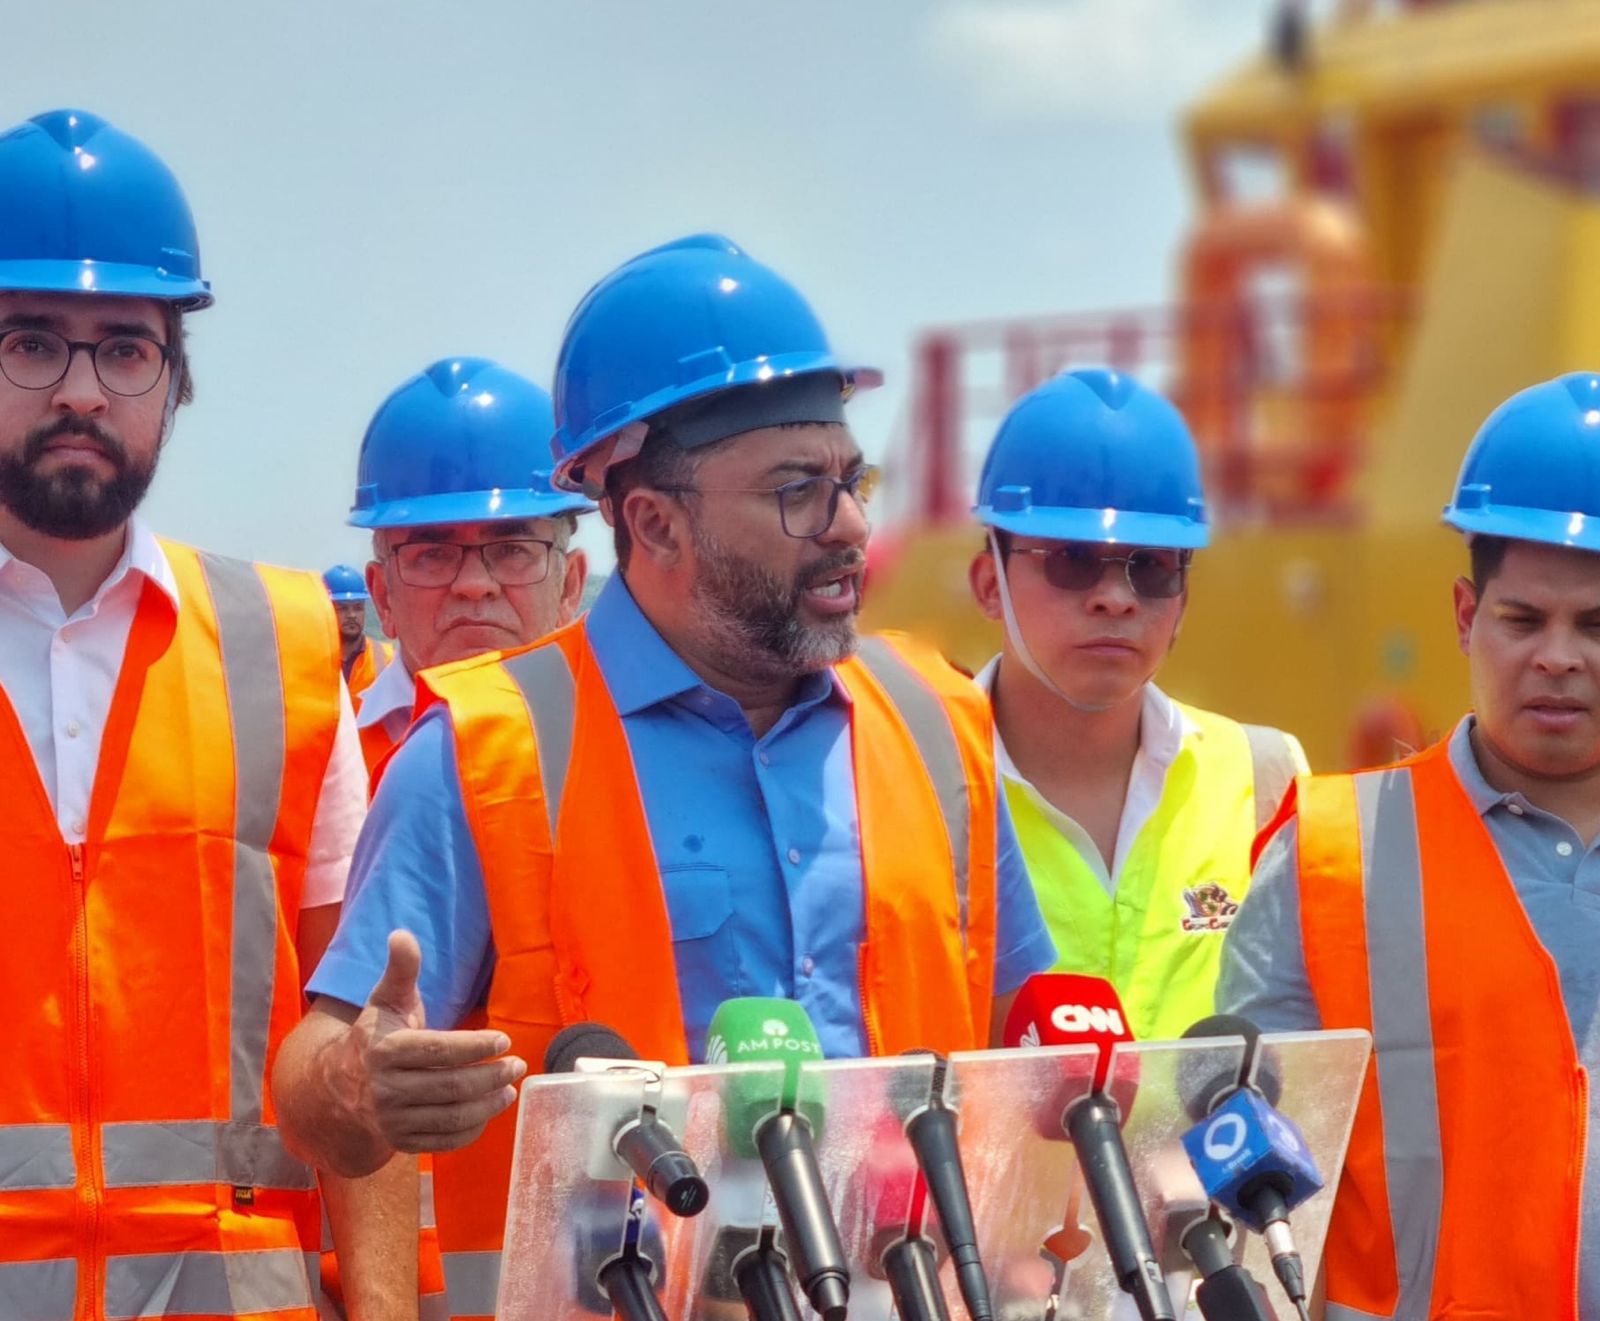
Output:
[0, 540, 341, 1321]
[357, 714, 400, 778]
[347, 636, 395, 705]
[1272, 735, 1585, 1320]
[410, 620, 1000, 1319]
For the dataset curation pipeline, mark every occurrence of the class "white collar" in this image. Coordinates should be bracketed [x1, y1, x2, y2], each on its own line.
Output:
[975, 653, 1195, 787]
[354, 649, 416, 730]
[0, 516, 180, 617]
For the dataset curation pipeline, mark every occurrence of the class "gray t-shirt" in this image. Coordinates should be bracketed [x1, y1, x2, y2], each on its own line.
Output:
[1218, 716, 1600, 1317]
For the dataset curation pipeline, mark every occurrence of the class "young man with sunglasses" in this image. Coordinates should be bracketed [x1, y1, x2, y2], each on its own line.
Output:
[968, 368, 1305, 1040]
[345, 357, 592, 773]
[275, 234, 1054, 1318]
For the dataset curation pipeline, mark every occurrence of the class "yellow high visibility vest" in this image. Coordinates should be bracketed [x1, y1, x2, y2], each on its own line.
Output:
[1006, 702, 1303, 1040]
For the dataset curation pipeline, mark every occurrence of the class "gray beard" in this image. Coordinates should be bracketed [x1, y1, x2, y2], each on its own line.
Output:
[689, 525, 860, 683]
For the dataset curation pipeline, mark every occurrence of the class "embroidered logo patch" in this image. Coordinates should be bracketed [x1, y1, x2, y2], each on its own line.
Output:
[1180, 882, 1239, 933]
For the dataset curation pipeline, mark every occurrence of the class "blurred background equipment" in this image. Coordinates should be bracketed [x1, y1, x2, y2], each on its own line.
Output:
[864, 0, 1600, 768]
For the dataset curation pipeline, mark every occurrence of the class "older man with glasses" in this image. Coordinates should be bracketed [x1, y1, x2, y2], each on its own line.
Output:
[274, 234, 1055, 1320]
[344, 357, 593, 774]
[967, 368, 1307, 1041]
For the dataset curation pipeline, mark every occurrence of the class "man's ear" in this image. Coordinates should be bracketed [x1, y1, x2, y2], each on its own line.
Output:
[556, 548, 588, 626]
[1453, 576, 1478, 658]
[623, 488, 687, 570]
[969, 545, 1004, 622]
[365, 556, 397, 639]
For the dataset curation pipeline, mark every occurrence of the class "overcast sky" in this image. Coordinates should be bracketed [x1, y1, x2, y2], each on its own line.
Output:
[8, 1, 1283, 575]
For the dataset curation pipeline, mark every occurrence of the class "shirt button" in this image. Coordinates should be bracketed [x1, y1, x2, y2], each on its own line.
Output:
[758, 751, 770, 767]
[1508, 802, 1525, 816]
[801, 956, 816, 977]
[65, 721, 81, 739]
[1558, 840, 1575, 857]
[70, 819, 85, 836]
[787, 847, 801, 865]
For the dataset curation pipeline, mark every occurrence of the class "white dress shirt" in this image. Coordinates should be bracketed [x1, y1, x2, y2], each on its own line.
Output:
[976, 654, 1195, 898]
[0, 518, 364, 907]
[353, 646, 416, 746]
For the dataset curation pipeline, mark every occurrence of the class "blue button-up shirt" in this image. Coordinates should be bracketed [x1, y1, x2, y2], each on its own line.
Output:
[1218, 716, 1600, 1317]
[311, 575, 1055, 1060]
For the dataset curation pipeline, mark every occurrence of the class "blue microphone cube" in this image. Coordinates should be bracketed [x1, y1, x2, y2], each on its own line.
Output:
[1180, 1089, 1323, 1231]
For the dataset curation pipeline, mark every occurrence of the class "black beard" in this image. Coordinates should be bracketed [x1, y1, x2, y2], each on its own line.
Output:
[690, 524, 864, 679]
[0, 418, 156, 540]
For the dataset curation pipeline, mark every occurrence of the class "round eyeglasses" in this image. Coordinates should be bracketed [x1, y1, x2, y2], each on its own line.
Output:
[1012, 544, 1192, 599]
[0, 329, 174, 398]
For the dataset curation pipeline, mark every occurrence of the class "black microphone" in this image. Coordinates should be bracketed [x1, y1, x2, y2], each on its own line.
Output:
[1179, 1015, 1318, 1314]
[544, 1023, 710, 1217]
[900, 1050, 993, 1321]
[1180, 1214, 1276, 1321]
[881, 1236, 951, 1321]
[701, 1225, 803, 1321]
[572, 1185, 668, 1321]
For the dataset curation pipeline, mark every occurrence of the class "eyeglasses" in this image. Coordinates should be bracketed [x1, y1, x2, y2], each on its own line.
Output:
[1012, 544, 1192, 599]
[658, 464, 881, 539]
[0, 328, 174, 397]
[388, 538, 560, 588]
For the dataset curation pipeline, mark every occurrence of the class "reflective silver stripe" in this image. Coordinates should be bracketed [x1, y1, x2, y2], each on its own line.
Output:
[1325, 1306, 1389, 1321]
[105, 1249, 311, 1319]
[419, 1168, 436, 1228]
[419, 1291, 451, 1321]
[0, 1258, 77, 1321]
[101, 1121, 314, 1190]
[854, 636, 971, 939]
[1356, 768, 1442, 1320]
[502, 645, 578, 840]
[441, 1251, 500, 1318]
[1243, 722, 1298, 833]
[0, 1124, 74, 1191]
[197, 552, 287, 1130]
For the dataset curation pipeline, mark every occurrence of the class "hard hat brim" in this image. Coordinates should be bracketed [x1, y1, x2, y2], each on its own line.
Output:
[348, 487, 597, 531]
[0, 258, 213, 310]
[974, 504, 1210, 550]
[550, 354, 881, 492]
[1444, 504, 1600, 554]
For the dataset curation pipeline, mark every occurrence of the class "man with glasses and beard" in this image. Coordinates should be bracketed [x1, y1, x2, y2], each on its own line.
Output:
[967, 369, 1305, 1041]
[0, 110, 408, 1319]
[274, 234, 1055, 1319]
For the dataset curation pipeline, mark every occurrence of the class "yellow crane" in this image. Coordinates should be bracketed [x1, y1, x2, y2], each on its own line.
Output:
[864, 0, 1600, 768]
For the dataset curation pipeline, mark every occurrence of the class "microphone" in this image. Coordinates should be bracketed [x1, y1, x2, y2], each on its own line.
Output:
[702, 1225, 803, 1321]
[544, 1023, 710, 1217]
[705, 998, 849, 1321]
[1003, 973, 1176, 1321]
[858, 1119, 950, 1321]
[1178, 1015, 1323, 1315]
[570, 1184, 668, 1321]
[900, 1050, 993, 1321]
[1179, 1214, 1275, 1321]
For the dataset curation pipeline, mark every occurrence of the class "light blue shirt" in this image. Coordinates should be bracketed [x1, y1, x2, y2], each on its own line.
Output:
[1218, 716, 1600, 1316]
[312, 575, 1055, 1061]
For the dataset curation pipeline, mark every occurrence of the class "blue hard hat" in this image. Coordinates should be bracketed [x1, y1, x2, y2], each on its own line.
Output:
[322, 564, 369, 603]
[550, 233, 881, 490]
[0, 109, 211, 310]
[1444, 373, 1600, 553]
[974, 368, 1210, 549]
[348, 358, 597, 530]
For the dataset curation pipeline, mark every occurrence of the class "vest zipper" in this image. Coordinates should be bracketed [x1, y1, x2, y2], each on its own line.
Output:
[69, 842, 104, 1318]
[857, 948, 882, 1056]
[1575, 1066, 1588, 1320]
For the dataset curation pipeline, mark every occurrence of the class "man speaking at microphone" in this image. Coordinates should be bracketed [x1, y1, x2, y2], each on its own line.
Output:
[1219, 376, 1600, 1320]
[273, 235, 1056, 1320]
